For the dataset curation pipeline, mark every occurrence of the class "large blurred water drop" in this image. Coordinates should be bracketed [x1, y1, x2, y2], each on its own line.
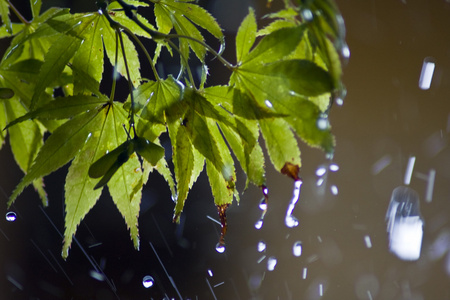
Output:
[293, 241, 302, 257]
[386, 186, 423, 260]
[267, 256, 277, 271]
[142, 275, 154, 288]
[254, 219, 263, 230]
[257, 240, 266, 252]
[5, 212, 16, 222]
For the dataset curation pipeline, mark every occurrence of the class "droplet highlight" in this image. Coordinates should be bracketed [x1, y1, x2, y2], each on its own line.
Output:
[142, 275, 154, 288]
[5, 211, 16, 222]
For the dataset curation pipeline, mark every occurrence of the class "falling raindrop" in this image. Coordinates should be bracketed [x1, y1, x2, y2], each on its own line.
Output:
[293, 241, 302, 257]
[302, 267, 308, 279]
[341, 43, 351, 59]
[330, 185, 339, 195]
[257, 240, 266, 252]
[316, 166, 327, 177]
[215, 243, 226, 253]
[207, 269, 213, 277]
[285, 180, 302, 228]
[254, 219, 263, 230]
[267, 256, 277, 271]
[329, 163, 339, 172]
[418, 57, 435, 90]
[5, 211, 16, 222]
[142, 275, 154, 288]
[316, 178, 324, 186]
[285, 215, 299, 228]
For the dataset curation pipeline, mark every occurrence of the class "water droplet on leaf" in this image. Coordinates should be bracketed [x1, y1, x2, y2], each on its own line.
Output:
[316, 114, 329, 130]
[6, 211, 16, 222]
[301, 9, 314, 21]
[142, 275, 154, 288]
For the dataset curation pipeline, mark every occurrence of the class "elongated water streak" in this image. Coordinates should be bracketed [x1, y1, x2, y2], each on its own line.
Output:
[285, 180, 302, 228]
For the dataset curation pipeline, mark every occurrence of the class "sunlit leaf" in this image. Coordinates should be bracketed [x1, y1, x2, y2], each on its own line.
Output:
[235, 8, 256, 64]
[8, 109, 100, 206]
[30, 0, 42, 19]
[5, 95, 106, 129]
[259, 117, 301, 172]
[3, 94, 48, 205]
[62, 106, 109, 258]
[0, 23, 25, 38]
[31, 33, 82, 109]
[106, 104, 143, 251]
[99, 13, 141, 86]
[242, 25, 305, 66]
[0, 0, 13, 35]
[134, 137, 165, 166]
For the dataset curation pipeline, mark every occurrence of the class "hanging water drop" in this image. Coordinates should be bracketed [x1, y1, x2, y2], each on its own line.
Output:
[267, 256, 277, 271]
[316, 114, 329, 130]
[5, 211, 16, 222]
[142, 275, 154, 288]
[293, 241, 302, 257]
[259, 197, 268, 211]
[216, 204, 229, 251]
[257, 240, 266, 252]
[215, 242, 226, 253]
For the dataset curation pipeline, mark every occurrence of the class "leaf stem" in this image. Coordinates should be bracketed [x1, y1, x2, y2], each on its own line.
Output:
[123, 27, 161, 82]
[167, 39, 196, 90]
[110, 31, 119, 103]
[117, 29, 137, 135]
[115, 0, 235, 70]
[7, 0, 30, 25]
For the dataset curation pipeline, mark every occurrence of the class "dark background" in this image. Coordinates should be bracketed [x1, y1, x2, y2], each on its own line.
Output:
[1, 0, 450, 299]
